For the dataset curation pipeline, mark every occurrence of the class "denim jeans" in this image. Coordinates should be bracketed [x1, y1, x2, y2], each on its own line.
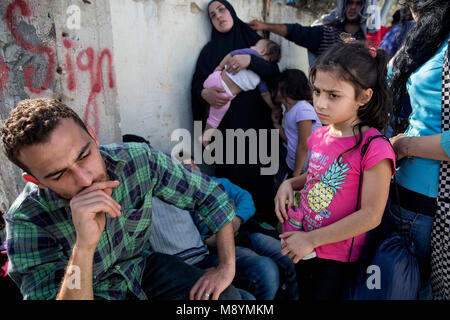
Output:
[140, 252, 241, 300]
[381, 199, 434, 300]
[195, 246, 279, 300]
[237, 289, 256, 300]
[244, 232, 299, 300]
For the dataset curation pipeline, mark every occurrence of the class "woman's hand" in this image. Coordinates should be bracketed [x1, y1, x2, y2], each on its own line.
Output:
[274, 179, 294, 223]
[225, 54, 251, 75]
[390, 133, 409, 160]
[280, 231, 315, 264]
[201, 87, 230, 108]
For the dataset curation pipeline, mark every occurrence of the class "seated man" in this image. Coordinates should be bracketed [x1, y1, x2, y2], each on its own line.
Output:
[0, 98, 240, 300]
[150, 196, 278, 300]
[182, 161, 299, 300]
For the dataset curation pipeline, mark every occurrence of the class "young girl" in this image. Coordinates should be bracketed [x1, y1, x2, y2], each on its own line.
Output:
[200, 39, 281, 147]
[274, 41, 396, 300]
[272, 69, 322, 178]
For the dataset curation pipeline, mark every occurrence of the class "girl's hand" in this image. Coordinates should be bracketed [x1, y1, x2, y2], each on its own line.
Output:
[271, 107, 282, 125]
[201, 87, 230, 107]
[225, 55, 251, 75]
[280, 231, 315, 264]
[389, 133, 409, 160]
[274, 180, 294, 223]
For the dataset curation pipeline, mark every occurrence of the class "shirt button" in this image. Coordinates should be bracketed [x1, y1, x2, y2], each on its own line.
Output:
[116, 265, 120, 270]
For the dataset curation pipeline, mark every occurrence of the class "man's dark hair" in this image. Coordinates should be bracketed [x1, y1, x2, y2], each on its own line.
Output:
[0, 98, 89, 173]
[122, 134, 150, 144]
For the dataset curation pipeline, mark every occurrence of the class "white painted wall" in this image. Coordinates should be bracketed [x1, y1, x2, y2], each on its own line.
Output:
[268, 1, 315, 73]
[55, 0, 121, 145]
[110, 0, 315, 154]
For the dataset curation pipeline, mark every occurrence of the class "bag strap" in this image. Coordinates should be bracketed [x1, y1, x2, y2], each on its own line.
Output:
[348, 134, 392, 262]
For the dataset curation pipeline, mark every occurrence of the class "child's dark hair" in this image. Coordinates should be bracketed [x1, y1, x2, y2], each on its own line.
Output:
[271, 69, 312, 104]
[309, 41, 392, 158]
[264, 39, 281, 63]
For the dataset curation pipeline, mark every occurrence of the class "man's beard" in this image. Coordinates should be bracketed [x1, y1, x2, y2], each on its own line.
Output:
[79, 172, 109, 194]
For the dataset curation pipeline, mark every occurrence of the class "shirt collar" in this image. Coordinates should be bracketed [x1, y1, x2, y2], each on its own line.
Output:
[100, 146, 126, 181]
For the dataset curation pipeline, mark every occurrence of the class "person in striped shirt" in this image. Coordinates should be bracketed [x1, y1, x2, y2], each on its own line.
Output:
[249, 0, 367, 65]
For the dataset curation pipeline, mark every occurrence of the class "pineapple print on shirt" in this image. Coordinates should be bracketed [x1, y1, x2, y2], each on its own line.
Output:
[306, 156, 351, 227]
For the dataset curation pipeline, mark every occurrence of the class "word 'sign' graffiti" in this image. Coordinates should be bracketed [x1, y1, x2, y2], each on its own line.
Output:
[4, 0, 115, 134]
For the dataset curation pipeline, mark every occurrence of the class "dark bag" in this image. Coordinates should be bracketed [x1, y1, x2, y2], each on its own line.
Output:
[345, 231, 420, 299]
[345, 176, 421, 300]
[344, 135, 421, 299]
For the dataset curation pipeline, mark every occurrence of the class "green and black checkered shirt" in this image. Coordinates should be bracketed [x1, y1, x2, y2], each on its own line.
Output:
[5, 143, 235, 300]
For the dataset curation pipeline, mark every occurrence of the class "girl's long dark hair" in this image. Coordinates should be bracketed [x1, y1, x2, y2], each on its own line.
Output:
[309, 41, 392, 159]
[390, 0, 450, 134]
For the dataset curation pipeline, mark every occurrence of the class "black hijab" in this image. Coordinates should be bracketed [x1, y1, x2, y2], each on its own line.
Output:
[190, 1, 278, 225]
[191, 0, 263, 122]
[206, 0, 262, 69]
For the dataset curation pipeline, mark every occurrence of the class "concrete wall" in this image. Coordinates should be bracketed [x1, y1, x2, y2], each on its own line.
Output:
[0, 0, 315, 217]
[0, 0, 121, 214]
[110, 0, 315, 154]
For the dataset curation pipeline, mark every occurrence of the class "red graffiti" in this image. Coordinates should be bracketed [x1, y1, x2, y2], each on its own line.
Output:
[74, 46, 115, 133]
[4, 0, 115, 134]
[6, 0, 55, 94]
[0, 59, 9, 94]
[63, 39, 76, 91]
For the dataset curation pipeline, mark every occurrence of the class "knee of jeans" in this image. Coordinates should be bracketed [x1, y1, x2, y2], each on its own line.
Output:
[236, 246, 259, 257]
[250, 256, 280, 286]
[219, 284, 241, 300]
[238, 289, 256, 300]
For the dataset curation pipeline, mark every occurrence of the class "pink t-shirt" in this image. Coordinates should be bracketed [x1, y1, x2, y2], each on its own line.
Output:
[299, 126, 396, 262]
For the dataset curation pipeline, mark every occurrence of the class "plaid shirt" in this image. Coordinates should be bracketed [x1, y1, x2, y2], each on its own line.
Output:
[5, 143, 235, 300]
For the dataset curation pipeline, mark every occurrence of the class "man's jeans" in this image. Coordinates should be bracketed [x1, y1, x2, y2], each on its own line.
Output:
[381, 199, 434, 300]
[195, 246, 280, 300]
[244, 232, 298, 300]
[140, 252, 241, 300]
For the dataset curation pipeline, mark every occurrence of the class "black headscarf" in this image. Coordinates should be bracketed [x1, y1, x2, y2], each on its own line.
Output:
[191, 0, 264, 122]
[190, 0, 280, 226]
[206, 0, 262, 68]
